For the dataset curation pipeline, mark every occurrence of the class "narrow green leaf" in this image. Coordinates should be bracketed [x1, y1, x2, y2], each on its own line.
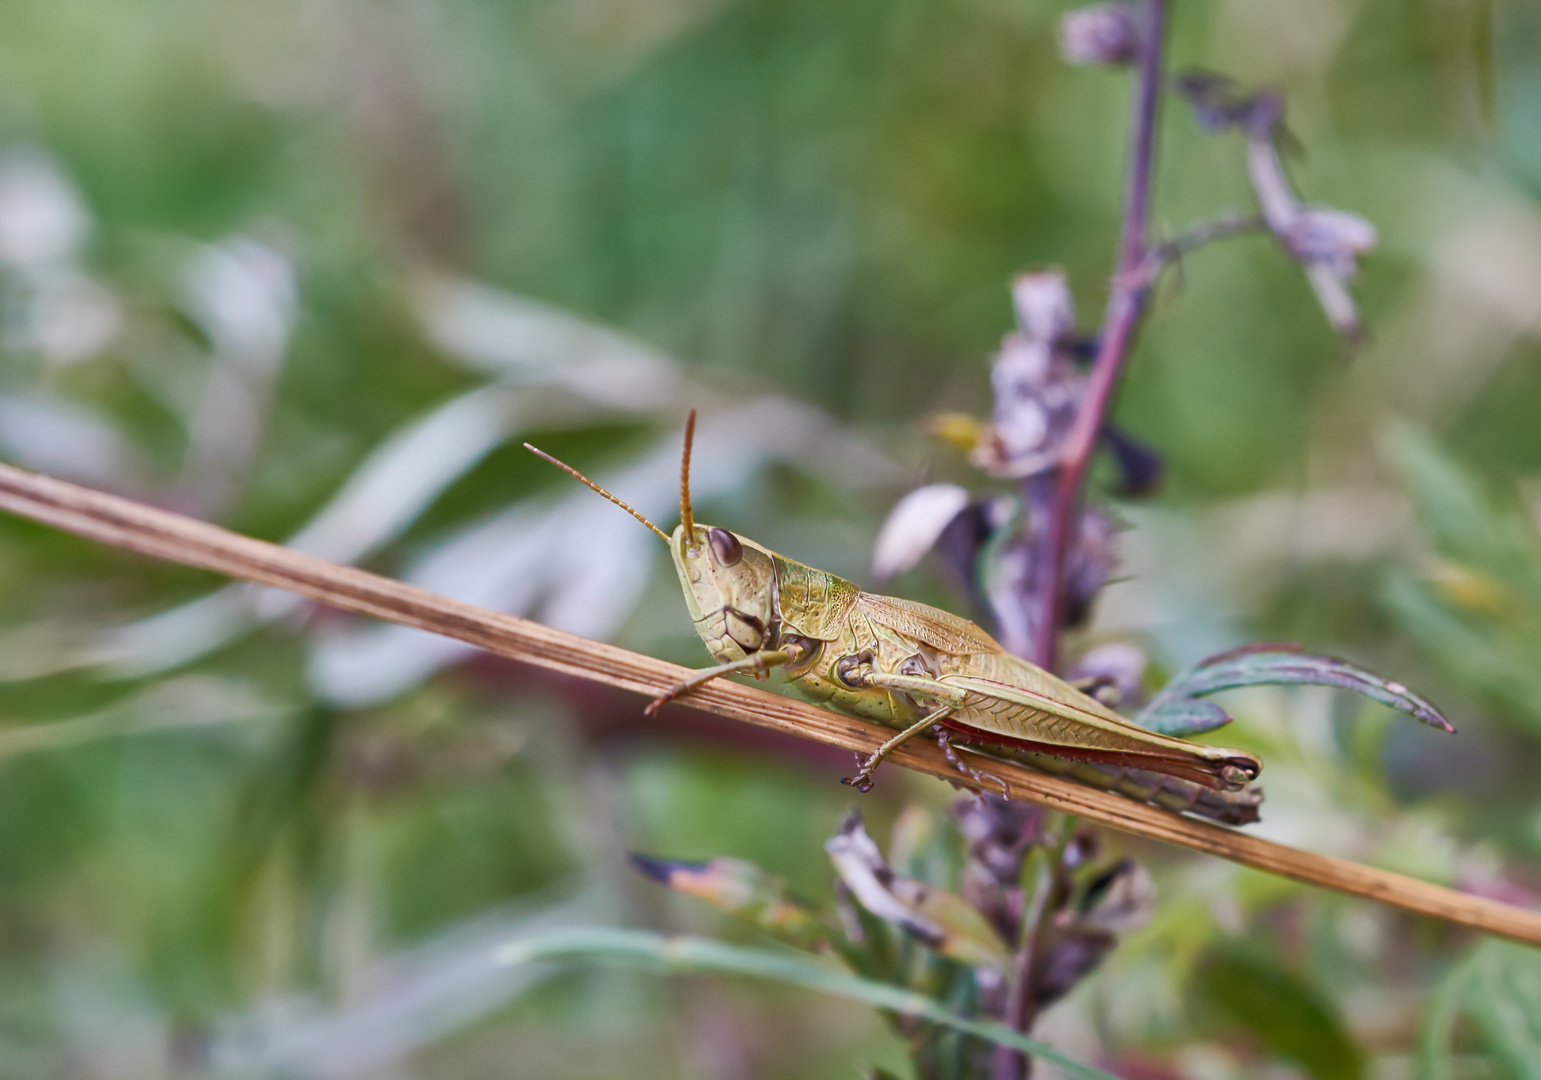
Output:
[1132, 695, 1232, 736]
[1140, 643, 1455, 733]
[493, 928, 1119, 1080]
[1384, 423, 1504, 563]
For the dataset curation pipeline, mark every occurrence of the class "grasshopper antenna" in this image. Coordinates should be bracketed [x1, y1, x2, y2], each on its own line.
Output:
[523, 443, 670, 542]
[679, 408, 697, 540]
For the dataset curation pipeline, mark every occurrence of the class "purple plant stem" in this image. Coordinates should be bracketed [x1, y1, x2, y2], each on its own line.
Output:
[1030, 0, 1169, 675]
[1001, 3, 1169, 1077]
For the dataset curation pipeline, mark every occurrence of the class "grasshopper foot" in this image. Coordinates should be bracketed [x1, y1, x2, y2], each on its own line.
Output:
[840, 752, 879, 793]
[839, 705, 958, 794]
[642, 685, 687, 718]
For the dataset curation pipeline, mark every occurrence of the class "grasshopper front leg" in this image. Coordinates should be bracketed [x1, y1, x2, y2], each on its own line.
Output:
[643, 649, 794, 717]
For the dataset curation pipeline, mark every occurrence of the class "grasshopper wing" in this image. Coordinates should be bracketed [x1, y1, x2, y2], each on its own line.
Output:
[935, 673, 1260, 791]
[856, 592, 1005, 656]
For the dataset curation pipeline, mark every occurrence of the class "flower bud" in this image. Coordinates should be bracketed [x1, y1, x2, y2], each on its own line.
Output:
[1059, 3, 1142, 66]
[1282, 207, 1377, 274]
[1010, 268, 1075, 345]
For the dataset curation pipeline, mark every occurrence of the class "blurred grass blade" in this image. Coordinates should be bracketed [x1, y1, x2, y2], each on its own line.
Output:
[0, 675, 288, 761]
[1380, 424, 1541, 738]
[1418, 941, 1541, 1080]
[1467, 942, 1541, 1080]
[1382, 422, 1533, 572]
[1415, 950, 1474, 1080]
[1138, 643, 1455, 733]
[493, 928, 1117, 1080]
[210, 888, 616, 1078]
[870, 483, 970, 582]
[90, 384, 534, 679]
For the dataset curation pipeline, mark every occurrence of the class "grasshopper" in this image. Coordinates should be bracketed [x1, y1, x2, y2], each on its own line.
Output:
[525, 412, 1262, 820]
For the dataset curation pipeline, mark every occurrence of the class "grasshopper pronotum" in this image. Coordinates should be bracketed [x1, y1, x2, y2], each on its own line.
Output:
[526, 412, 1263, 822]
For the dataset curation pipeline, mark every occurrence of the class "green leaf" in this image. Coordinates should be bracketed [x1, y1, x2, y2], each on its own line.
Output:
[1191, 948, 1364, 1080]
[493, 927, 1120, 1080]
[1133, 695, 1232, 737]
[1138, 643, 1455, 734]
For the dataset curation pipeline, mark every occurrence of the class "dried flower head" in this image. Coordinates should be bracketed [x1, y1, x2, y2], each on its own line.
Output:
[826, 811, 1012, 970]
[1176, 71, 1283, 137]
[1103, 425, 1165, 497]
[954, 794, 1044, 886]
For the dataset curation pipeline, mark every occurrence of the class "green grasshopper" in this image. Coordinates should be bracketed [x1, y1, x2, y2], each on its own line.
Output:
[525, 412, 1262, 820]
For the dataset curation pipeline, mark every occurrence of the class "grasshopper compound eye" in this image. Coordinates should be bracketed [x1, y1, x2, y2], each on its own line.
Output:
[708, 527, 743, 566]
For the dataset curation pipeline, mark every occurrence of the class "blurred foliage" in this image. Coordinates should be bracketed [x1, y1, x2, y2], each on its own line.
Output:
[0, 0, 1538, 1077]
[1189, 946, 1364, 1080]
[1383, 425, 1541, 737]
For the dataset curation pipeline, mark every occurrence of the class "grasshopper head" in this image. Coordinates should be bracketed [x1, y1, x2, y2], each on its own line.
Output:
[670, 523, 778, 664]
[524, 410, 782, 666]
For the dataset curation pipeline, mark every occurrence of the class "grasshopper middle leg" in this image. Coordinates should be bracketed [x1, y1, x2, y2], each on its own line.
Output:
[842, 703, 958, 793]
[838, 664, 1008, 795]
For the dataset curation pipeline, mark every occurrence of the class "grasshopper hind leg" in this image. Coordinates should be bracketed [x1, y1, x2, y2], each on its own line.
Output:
[935, 727, 1008, 797]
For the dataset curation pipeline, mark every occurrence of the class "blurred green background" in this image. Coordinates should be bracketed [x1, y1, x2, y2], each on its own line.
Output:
[0, 0, 1539, 1076]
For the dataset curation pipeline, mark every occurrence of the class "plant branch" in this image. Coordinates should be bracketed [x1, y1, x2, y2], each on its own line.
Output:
[0, 462, 1537, 946]
[1115, 1, 1166, 274]
[1032, 0, 1168, 673]
[1137, 211, 1268, 285]
[993, 822, 1073, 1080]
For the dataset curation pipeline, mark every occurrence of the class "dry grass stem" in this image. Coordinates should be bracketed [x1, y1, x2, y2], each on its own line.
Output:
[0, 461, 1537, 947]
